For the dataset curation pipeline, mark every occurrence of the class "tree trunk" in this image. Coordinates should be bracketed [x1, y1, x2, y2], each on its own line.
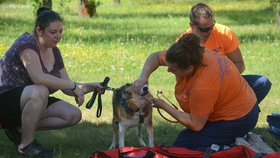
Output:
[42, 0, 52, 9]
[78, 0, 97, 18]
[277, 12, 280, 27]
[79, 0, 88, 17]
[113, 0, 120, 5]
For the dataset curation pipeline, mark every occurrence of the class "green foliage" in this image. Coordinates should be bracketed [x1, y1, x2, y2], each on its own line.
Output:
[0, 0, 26, 4]
[29, 0, 42, 15]
[85, 0, 102, 17]
[86, 0, 101, 9]
[57, 0, 72, 14]
[29, 0, 72, 16]
[0, 0, 279, 157]
[270, 0, 280, 13]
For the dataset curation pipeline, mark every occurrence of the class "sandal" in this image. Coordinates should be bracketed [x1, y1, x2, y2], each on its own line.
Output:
[4, 128, 21, 146]
[18, 140, 54, 158]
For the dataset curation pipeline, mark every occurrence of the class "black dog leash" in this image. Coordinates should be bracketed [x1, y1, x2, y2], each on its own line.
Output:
[86, 76, 111, 117]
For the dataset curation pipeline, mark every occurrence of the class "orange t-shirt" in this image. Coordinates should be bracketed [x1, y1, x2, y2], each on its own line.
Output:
[177, 24, 240, 55]
[159, 51, 256, 122]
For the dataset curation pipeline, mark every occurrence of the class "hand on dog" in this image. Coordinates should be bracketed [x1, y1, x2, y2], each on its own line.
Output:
[144, 94, 168, 109]
[151, 98, 168, 109]
[133, 79, 148, 95]
[143, 93, 159, 107]
[143, 93, 153, 102]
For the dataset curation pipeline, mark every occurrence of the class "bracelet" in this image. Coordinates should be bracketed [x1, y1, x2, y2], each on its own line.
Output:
[71, 82, 76, 91]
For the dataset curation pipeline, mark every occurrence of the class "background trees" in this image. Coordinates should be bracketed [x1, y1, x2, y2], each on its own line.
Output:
[270, 0, 280, 26]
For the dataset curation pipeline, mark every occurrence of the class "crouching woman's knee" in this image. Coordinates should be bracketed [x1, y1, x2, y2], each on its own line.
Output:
[21, 85, 50, 110]
[68, 107, 82, 126]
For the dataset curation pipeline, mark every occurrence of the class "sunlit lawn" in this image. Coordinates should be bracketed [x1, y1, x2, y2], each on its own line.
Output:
[0, 0, 279, 157]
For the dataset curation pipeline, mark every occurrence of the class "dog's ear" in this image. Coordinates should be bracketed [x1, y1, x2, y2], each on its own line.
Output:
[125, 83, 131, 86]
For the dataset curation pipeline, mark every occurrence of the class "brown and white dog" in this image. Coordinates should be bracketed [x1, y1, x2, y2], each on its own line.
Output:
[109, 83, 154, 149]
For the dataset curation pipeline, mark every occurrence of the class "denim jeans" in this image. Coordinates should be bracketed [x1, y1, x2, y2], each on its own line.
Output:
[242, 75, 272, 104]
[173, 103, 259, 150]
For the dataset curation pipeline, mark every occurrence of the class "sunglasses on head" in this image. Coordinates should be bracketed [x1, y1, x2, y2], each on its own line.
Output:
[196, 20, 216, 33]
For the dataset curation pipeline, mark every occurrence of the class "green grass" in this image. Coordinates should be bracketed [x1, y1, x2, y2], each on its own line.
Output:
[0, 0, 280, 157]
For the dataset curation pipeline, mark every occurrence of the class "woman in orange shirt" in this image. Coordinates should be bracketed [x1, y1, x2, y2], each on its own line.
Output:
[135, 33, 259, 149]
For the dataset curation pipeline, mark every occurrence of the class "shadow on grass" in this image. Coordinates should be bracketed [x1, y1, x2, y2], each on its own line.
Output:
[1, 6, 279, 45]
[0, 120, 182, 158]
[62, 6, 278, 44]
[1, 120, 279, 158]
[215, 7, 274, 25]
[97, 7, 274, 26]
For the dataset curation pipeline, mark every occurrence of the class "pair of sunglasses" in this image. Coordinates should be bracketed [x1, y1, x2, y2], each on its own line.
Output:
[196, 20, 216, 33]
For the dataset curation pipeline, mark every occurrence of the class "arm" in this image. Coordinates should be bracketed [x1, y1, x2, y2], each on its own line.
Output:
[154, 98, 208, 131]
[226, 47, 245, 73]
[19, 49, 75, 90]
[19, 48, 85, 105]
[134, 51, 164, 93]
[136, 51, 164, 82]
[59, 68, 103, 95]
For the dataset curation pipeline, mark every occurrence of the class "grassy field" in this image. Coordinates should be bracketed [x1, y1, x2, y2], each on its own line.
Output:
[0, 0, 279, 157]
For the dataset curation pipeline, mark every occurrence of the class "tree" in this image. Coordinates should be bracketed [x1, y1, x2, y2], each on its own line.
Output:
[113, 0, 120, 5]
[270, 0, 280, 27]
[42, 0, 52, 9]
[79, 0, 101, 18]
[30, 0, 52, 15]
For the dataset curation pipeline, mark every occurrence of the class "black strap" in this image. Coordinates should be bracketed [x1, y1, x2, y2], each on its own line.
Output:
[96, 93, 102, 117]
[85, 77, 110, 118]
[203, 148, 213, 158]
[85, 92, 102, 118]
[86, 90, 98, 109]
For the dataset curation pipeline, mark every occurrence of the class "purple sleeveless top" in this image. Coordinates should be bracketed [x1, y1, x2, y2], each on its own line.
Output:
[0, 32, 65, 94]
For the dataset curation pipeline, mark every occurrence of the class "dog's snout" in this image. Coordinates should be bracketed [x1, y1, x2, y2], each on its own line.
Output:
[141, 85, 149, 96]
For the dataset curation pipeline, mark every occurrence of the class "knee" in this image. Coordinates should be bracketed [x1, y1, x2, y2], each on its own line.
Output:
[30, 85, 49, 100]
[256, 76, 272, 93]
[28, 85, 49, 108]
[67, 107, 82, 125]
[73, 109, 82, 124]
[259, 76, 272, 87]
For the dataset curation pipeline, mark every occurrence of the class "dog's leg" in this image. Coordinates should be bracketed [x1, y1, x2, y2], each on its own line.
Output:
[109, 120, 119, 149]
[136, 124, 147, 146]
[118, 124, 126, 148]
[145, 114, 154, 147]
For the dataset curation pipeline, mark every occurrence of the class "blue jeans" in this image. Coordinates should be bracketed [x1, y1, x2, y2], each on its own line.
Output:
[242, 75, 272, 103]
[173, 103, 259, 150]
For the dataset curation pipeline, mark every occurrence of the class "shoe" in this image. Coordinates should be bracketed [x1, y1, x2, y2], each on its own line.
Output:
[4, 128, 21, 146]
[18, 139, 54, 158]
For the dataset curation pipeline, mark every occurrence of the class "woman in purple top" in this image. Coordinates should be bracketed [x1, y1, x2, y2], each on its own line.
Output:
[0, 7, 103, 157]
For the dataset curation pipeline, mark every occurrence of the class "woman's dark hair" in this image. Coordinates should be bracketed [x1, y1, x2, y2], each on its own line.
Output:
[34, 7, 63, 36]
[166, 33, 204, 69]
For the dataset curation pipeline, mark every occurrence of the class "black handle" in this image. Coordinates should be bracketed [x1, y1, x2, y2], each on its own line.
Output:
[85, 77, 110, 109]
[101, 76, 110, 87]
[85, 91, 98, 109]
